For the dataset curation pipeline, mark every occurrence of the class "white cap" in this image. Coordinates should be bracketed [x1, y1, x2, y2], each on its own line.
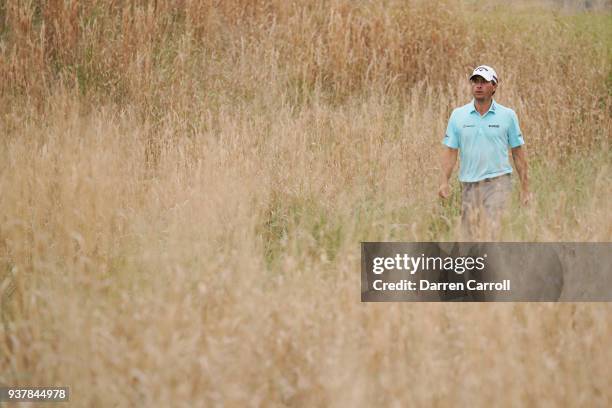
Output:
[469, 65, 498, 84]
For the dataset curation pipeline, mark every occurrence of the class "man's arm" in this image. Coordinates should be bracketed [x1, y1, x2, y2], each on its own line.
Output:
[439, 146, 458, 199]
[511, 145, 531, 205]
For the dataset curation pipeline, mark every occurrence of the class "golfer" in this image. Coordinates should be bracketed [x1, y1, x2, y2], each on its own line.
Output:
[438, 65, 530, 239]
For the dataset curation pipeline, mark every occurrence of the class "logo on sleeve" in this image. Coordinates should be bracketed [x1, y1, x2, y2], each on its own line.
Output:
[463, 124, 475, 128]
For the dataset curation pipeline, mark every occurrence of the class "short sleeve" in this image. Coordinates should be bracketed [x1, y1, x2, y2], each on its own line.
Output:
[443, 110, 460, 149]
[508, 110, 525, 148]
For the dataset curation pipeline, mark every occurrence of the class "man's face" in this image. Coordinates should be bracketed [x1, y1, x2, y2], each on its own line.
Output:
[470, 76, 497, 100]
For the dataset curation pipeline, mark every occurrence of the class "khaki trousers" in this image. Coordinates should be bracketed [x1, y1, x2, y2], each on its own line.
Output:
[461, 174, 512, 240]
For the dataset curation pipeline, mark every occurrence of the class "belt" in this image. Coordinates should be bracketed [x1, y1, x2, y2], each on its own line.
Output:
[464, 173, 510, 185]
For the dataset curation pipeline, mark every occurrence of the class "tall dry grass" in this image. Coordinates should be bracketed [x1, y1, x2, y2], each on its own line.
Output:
[1, 0, 611, 406]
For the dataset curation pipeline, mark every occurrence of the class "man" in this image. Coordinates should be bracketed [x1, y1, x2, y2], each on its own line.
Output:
[438, 65, 530, 240]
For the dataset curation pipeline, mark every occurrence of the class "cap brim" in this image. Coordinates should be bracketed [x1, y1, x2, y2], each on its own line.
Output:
[470, 74, 496, 83]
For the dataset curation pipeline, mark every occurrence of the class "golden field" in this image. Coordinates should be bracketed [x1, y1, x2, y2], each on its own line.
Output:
[0, 0, 611, 406]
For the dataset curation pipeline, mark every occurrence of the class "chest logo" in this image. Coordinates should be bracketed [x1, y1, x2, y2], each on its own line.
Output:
[463, 124, 475, 128]
[489, 124, 500, 128]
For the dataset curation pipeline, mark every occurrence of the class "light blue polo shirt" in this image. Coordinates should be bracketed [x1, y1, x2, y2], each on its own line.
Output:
[443, 100, 525, 182]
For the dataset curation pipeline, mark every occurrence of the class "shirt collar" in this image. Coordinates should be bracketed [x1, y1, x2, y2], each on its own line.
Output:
[470, 99, 497, 115]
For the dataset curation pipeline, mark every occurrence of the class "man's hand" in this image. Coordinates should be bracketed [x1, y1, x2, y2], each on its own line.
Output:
[512, 146, 530, 207]
[439, 147, 458, 200]
[438, 182, 450, 199]
[520, 189, 532, 206]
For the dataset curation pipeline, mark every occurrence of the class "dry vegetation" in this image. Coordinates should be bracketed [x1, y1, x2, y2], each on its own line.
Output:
[0, 0, 611, 406]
